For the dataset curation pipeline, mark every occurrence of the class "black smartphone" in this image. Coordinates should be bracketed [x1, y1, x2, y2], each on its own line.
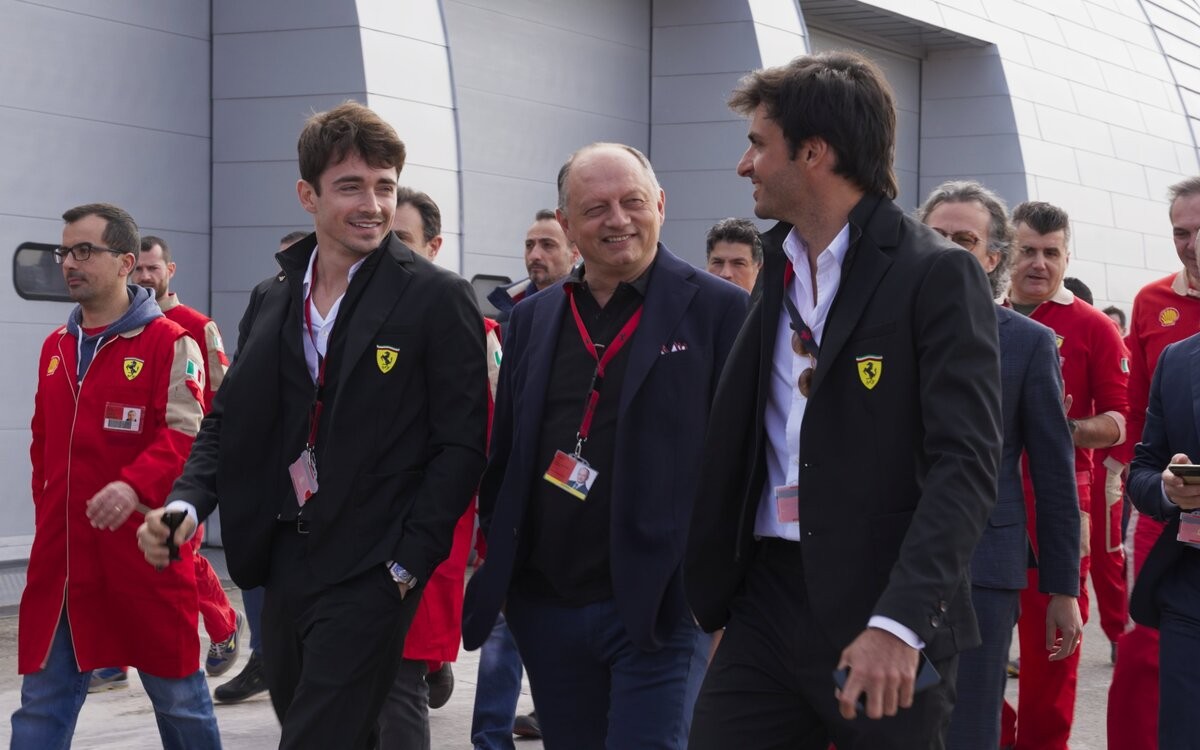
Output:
[832, 652, 941, 711]
[1168, 464, 1200, 485]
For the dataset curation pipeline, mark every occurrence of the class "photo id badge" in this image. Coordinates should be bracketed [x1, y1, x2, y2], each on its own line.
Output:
[288, 448, 319, 508]
[775, 484, 800, 524]
[1177, 511, 1200, 547]
[542, 449, 598, 501]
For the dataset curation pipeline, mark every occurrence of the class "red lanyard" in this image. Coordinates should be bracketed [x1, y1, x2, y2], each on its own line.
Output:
[566, 285, 643, 454]
[303, 263, 329, 449]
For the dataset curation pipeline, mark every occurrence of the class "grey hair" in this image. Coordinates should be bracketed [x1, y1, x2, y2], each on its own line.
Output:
[1168, 175, 1200, 216]
[917, 180, 1015, 298]
[557, 143, 661, 212]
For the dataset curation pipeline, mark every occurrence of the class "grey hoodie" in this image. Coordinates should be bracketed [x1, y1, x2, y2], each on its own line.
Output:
[66, 285, 163, 383]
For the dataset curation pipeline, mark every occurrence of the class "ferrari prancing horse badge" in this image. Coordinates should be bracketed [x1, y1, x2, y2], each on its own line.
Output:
[376, 345, 399, 373]
[856, 354, 882, 390]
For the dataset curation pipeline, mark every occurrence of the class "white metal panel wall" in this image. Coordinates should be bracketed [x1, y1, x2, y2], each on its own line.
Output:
[443, 0, 651, 281]
[0, 0, 211, 537]
[651, 0, 808, 267]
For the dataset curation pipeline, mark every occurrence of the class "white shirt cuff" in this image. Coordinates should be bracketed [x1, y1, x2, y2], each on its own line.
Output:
[867, 616, 926, 650]
[164, 500, 199, 541]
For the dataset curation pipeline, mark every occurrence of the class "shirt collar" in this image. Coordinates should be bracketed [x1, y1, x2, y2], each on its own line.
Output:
[1002, 283, 1075, 308]
[302, 245, 367, 297]
[1170, 269, 1200, 298]
[566, 253, 656, 298]
[158, 291, 181, 312]
[782, 223, 852, 271]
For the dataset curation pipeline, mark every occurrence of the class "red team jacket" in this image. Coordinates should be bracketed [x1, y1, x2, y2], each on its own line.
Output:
[20, 315, 206, 678]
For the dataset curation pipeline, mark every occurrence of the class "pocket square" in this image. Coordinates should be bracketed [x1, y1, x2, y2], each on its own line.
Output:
[659, 341, 689, 355]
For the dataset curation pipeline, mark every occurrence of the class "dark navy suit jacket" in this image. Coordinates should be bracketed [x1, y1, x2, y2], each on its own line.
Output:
[462, 246, 748, 652]
[973, 306, 1079, 594]
[1127, 332, 1200, 627]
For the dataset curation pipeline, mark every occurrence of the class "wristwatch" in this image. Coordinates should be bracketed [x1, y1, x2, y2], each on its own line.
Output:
[386, 560, 417, 588]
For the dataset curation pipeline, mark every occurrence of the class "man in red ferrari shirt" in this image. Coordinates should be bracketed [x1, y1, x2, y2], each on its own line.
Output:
[1107, 175, 1200, 750]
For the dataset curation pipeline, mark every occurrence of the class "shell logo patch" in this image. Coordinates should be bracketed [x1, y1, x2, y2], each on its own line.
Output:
[123, 358, 144, 381]
[376, 345, 399, 374]
[1056, 335, 1065, 349]
[856, 354, 883, 390]
[46, 356, 60, 376]
[1160, 307, 1180, 326]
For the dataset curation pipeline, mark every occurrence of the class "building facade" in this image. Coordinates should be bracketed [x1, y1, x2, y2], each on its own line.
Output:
[0, 0, 1197, 539]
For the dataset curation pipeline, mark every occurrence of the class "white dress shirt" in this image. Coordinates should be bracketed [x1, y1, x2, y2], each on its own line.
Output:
[755, 225, 924, 650]
[302, 246, 366, 381]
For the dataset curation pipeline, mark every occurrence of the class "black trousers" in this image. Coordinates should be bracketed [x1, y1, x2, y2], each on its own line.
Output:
[689, 538, 958, 750]
[262, 523, 421, 750]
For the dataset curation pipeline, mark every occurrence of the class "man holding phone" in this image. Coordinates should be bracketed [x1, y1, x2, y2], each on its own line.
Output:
[1125, 330, 1200, 748]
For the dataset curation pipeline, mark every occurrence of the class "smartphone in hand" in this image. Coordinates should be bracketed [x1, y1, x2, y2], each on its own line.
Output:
[1168, 464, 1200, 485]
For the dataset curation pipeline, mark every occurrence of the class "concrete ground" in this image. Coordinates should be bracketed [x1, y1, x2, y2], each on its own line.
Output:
[0, 575, 1121, 749]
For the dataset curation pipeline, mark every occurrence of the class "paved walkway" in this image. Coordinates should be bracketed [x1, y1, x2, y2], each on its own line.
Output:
[0, 557, 1119, 748]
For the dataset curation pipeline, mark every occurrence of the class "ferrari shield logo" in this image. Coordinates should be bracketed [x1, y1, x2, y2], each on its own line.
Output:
[123, 358, 144, 381]
[376, 345, 399, 374]
[856, 355, 882, 390]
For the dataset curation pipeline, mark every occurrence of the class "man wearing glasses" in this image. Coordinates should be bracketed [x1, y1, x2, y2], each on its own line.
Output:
[918, 182, 1082, 750]
[1000, 200, 1129, 750]
[11, 203, 221, 747]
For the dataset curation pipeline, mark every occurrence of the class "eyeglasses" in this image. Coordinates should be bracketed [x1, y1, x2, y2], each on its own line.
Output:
[931, 228, 982, 251]
[53, 242, 126, 264]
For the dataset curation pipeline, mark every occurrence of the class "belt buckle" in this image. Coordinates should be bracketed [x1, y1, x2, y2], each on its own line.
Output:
[296, 517, 309, 535]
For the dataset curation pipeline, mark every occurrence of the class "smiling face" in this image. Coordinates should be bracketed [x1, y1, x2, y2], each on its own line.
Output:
[736, 104, 807, 224]
[558, 146, 664, 285]
[1011, 222, 1069, 305]
[298, 150, 398, 261]
[1171, 192, 1200, 288]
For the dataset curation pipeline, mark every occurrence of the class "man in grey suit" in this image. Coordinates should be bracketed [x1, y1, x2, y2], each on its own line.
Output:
[918, 181, 1082, 749]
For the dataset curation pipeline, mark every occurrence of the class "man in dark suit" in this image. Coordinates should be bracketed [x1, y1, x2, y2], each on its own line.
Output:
[138, 101, 488, 749]
[1125, 327, 1200, 749]
[918, 180, 1082, 750]
[686, 52, 1003, 749]
[462, 142, 748, 749]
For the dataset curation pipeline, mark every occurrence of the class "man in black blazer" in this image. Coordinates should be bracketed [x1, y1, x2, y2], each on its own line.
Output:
[461, 143, 748, 749]
[138, 102, 488, 749]
[1125, 329, 1200, 749]
[686, 52, 1003, 749]
[918, 181, 1082, 750]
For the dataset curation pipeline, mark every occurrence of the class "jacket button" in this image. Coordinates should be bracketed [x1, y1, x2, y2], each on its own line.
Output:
[938, 600, 948, 613]
[930, 615, 941, 628]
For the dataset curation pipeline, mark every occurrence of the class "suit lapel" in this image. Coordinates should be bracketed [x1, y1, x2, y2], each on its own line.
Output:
[336, 241, 412, 389]
[521, 286, 568, 430]
[618, 248, 697, 413]
[811, 200, 893, 395]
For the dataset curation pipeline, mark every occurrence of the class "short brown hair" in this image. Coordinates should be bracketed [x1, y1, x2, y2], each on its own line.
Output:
[297, 101, 406, 193]
[729, 51, 898, 199]
[395, 187, 441, 244]
[140, 235, 172, 264]
[1168, 176, 1200, 216]
[61, 203, 139, 255]
[1013, 201, 1071, 244]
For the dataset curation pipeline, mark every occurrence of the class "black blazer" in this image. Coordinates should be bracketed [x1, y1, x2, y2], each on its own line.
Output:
[1127, 332, 1200, 628]
[685, 196, 1003, 661]
[462, 246, 748, 652]
[171, 234, 489, 590]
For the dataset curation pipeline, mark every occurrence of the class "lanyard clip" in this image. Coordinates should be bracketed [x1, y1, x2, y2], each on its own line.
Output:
[573, 435, 585, 458]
